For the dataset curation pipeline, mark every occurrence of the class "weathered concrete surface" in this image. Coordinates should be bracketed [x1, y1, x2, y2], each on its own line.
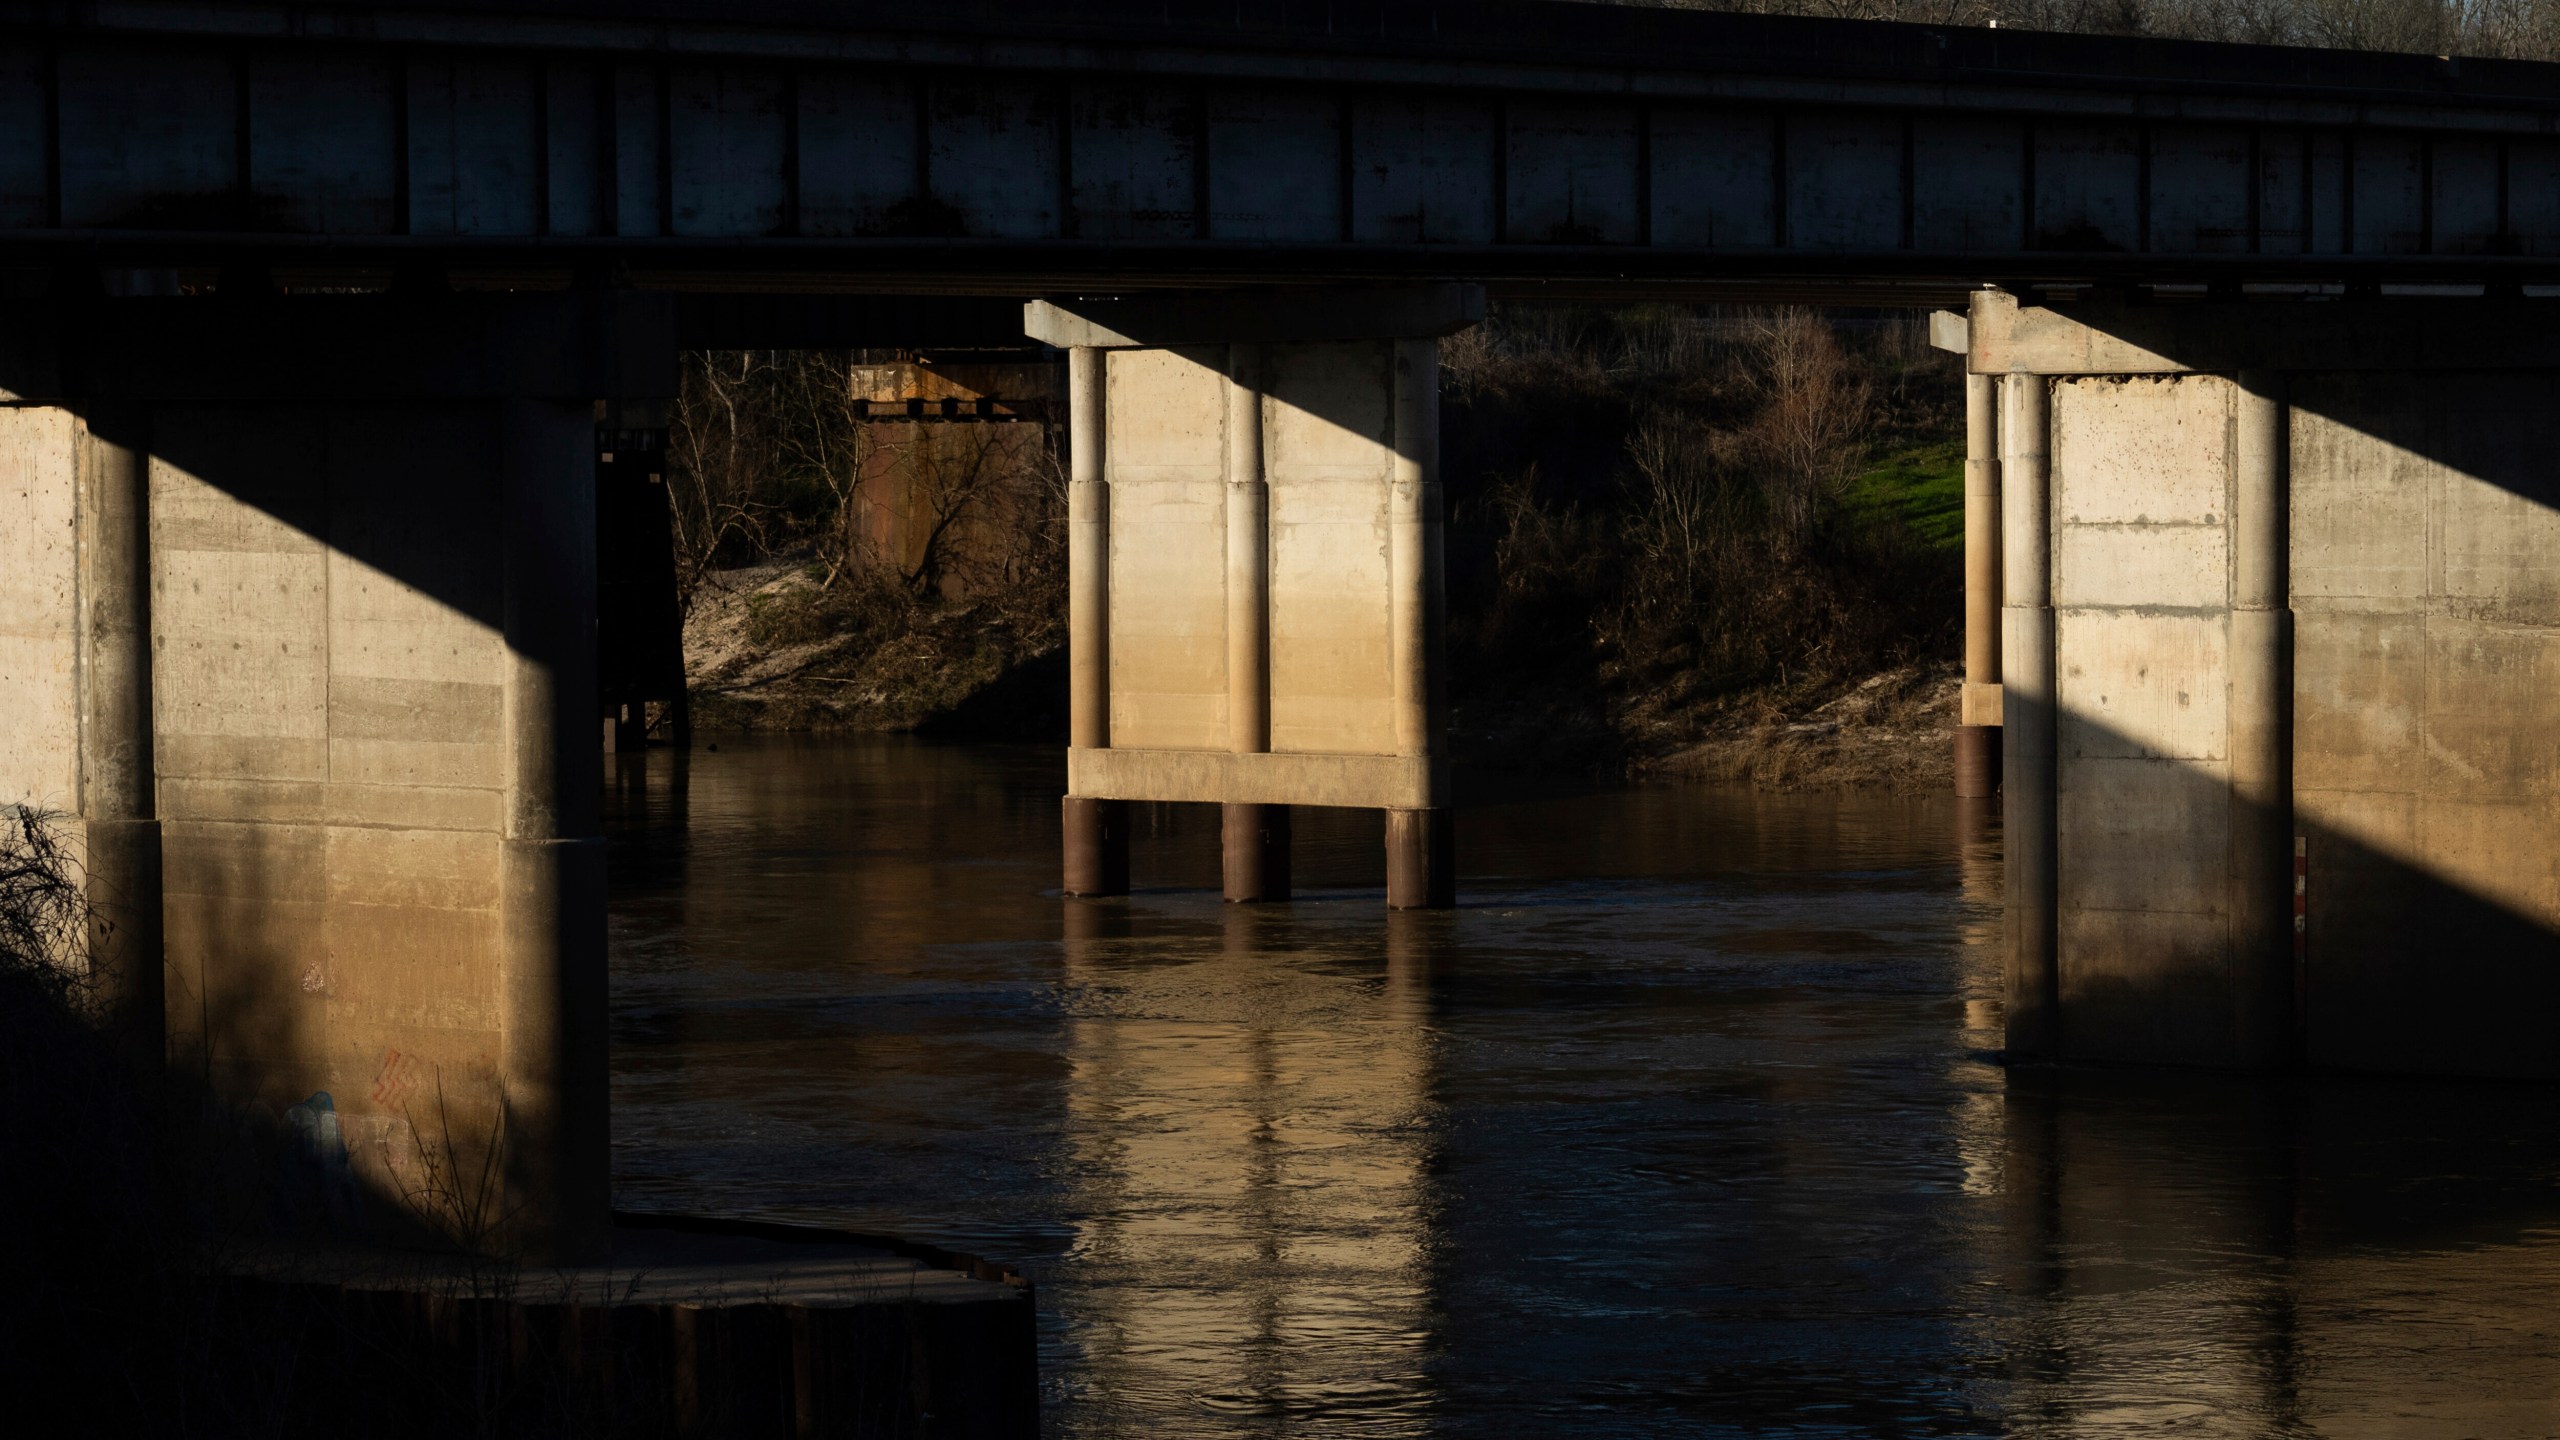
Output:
[0, 405, 80, 836]
[1089, 339, 1425, 809]
[1104, 344, 1232, 752]
[1068, 747, 1436, 809]
[0, 295, 673, 1256]
[1269, 339, 1397, 757]
[2290, 371, 2560, 1079]
[2050, 372, 2237, 1067]
[2000, 370, 2058, 1058]
[1032, 288, 1470, 906]
[1976, 294, 2560, 1078]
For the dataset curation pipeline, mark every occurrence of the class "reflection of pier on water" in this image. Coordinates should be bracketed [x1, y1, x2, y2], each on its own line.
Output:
[606, 737, 2560, 1438]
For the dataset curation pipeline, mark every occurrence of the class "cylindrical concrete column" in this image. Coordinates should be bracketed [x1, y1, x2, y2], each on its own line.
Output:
[2229, 371, 2295, 1067]
[1222, 803, 1291, 903]
[1222, 343, 1289, 902]
[1956, 369, 2003, 797]
[1385, 807, 1454, 911]
[1063, 345, 1129, 896]
[77, 405, 164, 1084]
[1387, 337, 1453, 910]
[1068, 347, 1110, 753]
[1226, 343, 1271, 756]
[499, 399, 610, 1264]
[2000, 372, 2058, 1059]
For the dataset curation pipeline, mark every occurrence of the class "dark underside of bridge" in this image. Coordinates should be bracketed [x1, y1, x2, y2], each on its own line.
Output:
[14, 0, 2560, 317]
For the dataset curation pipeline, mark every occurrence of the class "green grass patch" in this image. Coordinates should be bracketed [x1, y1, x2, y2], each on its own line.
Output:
[1842, 439, 1965, 553]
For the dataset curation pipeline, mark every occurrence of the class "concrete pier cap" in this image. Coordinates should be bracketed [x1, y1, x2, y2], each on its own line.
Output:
[1028, 285, 1479, 910]
[1940, 286, 2560, 1080]
[0, 291, 675, 1261]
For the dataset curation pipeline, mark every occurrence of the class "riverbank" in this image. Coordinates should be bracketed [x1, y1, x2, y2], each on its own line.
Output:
[668, 307, 1968, 790]
[673, 450, 1969, 792]
[680, 561, 1961, 792]
[682, 559, 1063, 739]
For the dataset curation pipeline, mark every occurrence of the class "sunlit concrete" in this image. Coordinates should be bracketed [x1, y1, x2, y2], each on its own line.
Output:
[1955, 292, 2560, 1077]
[0, 294, 673, 1258]
[1031, 287, 1476, 909]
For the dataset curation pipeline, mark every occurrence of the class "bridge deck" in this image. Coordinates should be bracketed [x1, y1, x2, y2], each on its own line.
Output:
[11, 0, 2560, 292]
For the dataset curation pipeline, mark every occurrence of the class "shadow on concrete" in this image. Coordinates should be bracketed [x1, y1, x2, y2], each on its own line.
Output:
[0, 298, 1045, 1433]
[2035, 696, 2560, 1079]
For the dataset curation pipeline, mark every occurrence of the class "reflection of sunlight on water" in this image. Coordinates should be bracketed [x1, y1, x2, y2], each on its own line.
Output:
[1055, 900, 1437, 1435]
[605, 737, 2560, 1440]
[1954, 796, 2007, 1201]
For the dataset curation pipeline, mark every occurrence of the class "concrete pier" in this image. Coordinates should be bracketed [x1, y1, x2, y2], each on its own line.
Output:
[500, 399, 613, 1262]
[1953, 291, 2560, 1078]
[1387, 337, 1453, 910]
[77, 400, 166, 1082]
[1062, 344, 1130, 897]
[1031, 286, 1480, 910]
[1223, 343, 1289, 902]
[0, 293, 672, 1256]
[1999, 368, 2058, 1060]
[2229, 372, 2296, 1067]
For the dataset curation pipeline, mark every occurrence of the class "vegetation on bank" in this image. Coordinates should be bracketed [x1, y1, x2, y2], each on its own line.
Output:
[666, 351, 1067, 736]
[1438, 306, 1965, 785]
[667, 308, 1971, 785]
[2, 806, 754, 1435]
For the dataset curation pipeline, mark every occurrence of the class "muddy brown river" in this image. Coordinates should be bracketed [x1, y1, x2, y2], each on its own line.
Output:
[604, 734, 2560, 1438]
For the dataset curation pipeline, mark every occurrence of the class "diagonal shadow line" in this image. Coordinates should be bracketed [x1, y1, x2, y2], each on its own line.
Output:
[2045, 696, 2560, 1081]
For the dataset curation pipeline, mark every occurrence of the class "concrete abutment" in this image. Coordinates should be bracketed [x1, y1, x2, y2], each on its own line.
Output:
[0, 293, 673, 1259]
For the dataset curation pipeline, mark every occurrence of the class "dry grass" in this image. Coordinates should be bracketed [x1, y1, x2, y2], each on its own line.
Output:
[683, 560, 1060, 733]
[1648, 662, 1961, 791]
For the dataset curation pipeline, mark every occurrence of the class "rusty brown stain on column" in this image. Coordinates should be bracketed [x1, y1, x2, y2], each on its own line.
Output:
[1386, 336, 1452, 910]
[2229, 370, 2295, 1067]
[1063, 344, 1128, 896]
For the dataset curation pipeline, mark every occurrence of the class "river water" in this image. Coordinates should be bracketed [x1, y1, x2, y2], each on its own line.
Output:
[603, 735, 2560, 1439]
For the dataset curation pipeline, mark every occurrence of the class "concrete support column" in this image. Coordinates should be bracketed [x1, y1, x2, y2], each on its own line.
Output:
[1387, 337, 1453, 910]
[2000, 372, 2058, 1059]
[1222, 343, 1289, 902]
[499, 400, 609, 1264]
[1063, 345, 1129, 895]
[1956, 370, 2003, 797]
[76, 405, 164, 1083]
[2229, 372, 2295, 1067]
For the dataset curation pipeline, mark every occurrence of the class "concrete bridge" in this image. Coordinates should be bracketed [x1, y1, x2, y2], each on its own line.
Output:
[7, 0, 2560, 1264]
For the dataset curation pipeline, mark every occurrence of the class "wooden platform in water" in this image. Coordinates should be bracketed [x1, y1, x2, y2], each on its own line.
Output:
[212, 1212, 1038, 1439]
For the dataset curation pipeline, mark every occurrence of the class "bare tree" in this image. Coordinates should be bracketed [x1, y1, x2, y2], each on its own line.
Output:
[1739, 308, 1874, 555]
[0, 805, 88, 989]
[666, 350, 786, 618]
[769, 353, 874, 592]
